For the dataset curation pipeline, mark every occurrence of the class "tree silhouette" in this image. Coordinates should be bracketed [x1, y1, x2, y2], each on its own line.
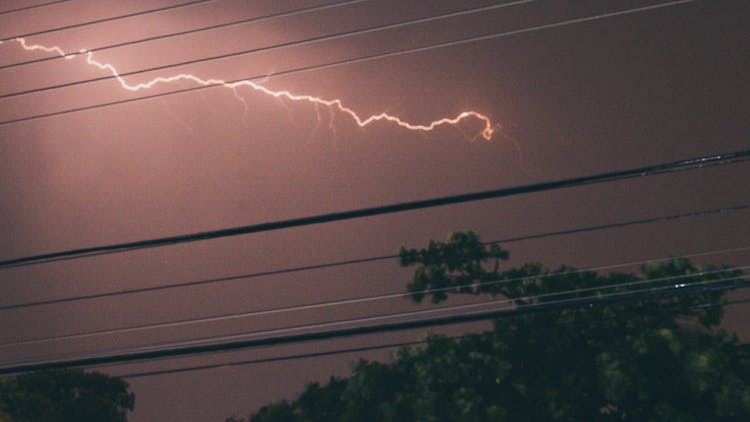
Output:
[234, 232, 750, 421]
[0, 369, 134, 422]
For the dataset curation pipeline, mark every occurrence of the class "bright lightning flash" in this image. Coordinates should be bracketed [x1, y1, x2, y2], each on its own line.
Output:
[7, 38, 497, 140]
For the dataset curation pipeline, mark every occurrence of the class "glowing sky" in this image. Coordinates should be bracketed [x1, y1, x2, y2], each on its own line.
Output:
[0, 1, 748, 420]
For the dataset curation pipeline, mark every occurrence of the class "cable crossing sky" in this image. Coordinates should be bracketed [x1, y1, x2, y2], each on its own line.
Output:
[2, 261, 745, 350]
[0, 274, 745, 375]
[2, 203, 747, 310]
[1, 148, 748, 269]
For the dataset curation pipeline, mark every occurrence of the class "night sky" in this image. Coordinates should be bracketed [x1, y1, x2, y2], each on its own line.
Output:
[0, 0, 748, 420]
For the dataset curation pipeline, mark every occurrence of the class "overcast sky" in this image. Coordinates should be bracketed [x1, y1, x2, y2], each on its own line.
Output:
[0, 0, 748, 420]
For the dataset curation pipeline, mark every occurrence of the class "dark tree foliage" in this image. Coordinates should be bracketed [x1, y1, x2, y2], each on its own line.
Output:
[234, 232, 750, 421]
[0, 369, 134, 422]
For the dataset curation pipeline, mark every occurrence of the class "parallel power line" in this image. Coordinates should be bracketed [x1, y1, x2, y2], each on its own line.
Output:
[0, 0, 696, 127]
[0, 0, 213, 41]
[2, 262, 744, 350]
[1, 149, 748, 269]
[0, 275, 745, 375]
[0, 0, 70, 16]
[117, 297, 750, 379]
[0, 0, 739, 382]
[7, 273, 748, 365]
[0, 0, 369, 70]
[1, 203, 747, 311]
[1, 1, 532, 98]
[121, 339, 424, 379]
[43, 268, 747, 358]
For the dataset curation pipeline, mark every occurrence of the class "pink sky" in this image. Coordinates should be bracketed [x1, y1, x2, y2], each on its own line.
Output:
[1, 0, 748, 420]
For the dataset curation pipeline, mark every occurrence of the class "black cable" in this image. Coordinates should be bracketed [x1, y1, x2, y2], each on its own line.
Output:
[485, 203, 750, 244]
[117, 297, 750, 379]
[0, 1, 522, 100]
[0, 276, 744, 375]
[1, 149, 748, 270]
[42, 271, 745, 358]
[0, 0, 694, 127]
[2, 203, 748, 311]
[0, 0, 214, 42]
[121, 340, 424, 379]
[0, 0, 366, 71]
[0, 0, 70, 16]
[3, 262, 743, 350]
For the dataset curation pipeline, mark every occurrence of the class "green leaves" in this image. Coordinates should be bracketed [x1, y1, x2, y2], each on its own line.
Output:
[0, 369, 134, 422]
[241, 232, 749, 421]
[400, 232, 744, 324]
[400, 231, 510, 303]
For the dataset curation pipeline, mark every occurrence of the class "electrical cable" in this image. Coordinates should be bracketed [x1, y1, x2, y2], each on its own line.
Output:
[0, 0, 740, 380]
[1, 148, 748, 269]
[1, 1, 526, 98]
[2, 0, 526, 89]
[0, 0, 214, 42]
[44, 269, 744, 358]
[0, 0, 736, 380]
[484, 203, 750, 245]
[0, 274, 744, 375]
[7, 275, 748, 371]
[3, 203, 748, 311]
[1, 203, 746, 310]
[120, 339, 425, 379]
[0, 0, 369, 71]
[1, 262, 744, 349]
[0, 0, 695, 127]
[116, 297, 750, 379]
[0, 0, 70, 16]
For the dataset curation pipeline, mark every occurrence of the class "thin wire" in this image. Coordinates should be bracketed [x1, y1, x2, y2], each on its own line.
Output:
[117, 298, 750, 379]
[696, 297, 750, 309]
[1, 149, 747, 269]
[0, 1, 530, 99]
[6, 275, 746, 370]
[485, 203, 750, 245]
[2, 262, 744, 349]
[0, 274, 744, 375]
[0, 0, 70, 16]
[56, 271, 745, 358]
[120, 340, 425, 379]
[0, 0, 368, 71]
[0, 0, 214, 42]
[1, 203, 747, 308]
[0, 0, 696, 127]
[2, 205, 747, 311]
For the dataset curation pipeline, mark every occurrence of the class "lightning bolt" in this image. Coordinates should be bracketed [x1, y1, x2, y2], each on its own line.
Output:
[7, 38, 498, 140]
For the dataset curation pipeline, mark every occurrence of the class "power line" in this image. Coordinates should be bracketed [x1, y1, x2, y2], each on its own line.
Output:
[0, 0, 70, 16]
[0, 0, 736, 380]
[6, 274, 747, 369]
[2, 203, 747, 311]
[0, 0, 368, 71]
[0, 275, 744, 375]
[697, 297, 750, 310]
[485, 203, 750, 244]
[121, 340, 425, 379]
[0, 0, 695, 127]
[117, 297, 750, 379]
[0, 1, 529, 100]
[0, 0, 214, 42]
[53, 269, 746, 357]
[1, 148, 748, 269]
[3, 262, 744, 350]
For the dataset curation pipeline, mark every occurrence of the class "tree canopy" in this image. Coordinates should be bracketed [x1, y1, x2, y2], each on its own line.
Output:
[0, 368, 134, 422]
[235, 231, 750, 421]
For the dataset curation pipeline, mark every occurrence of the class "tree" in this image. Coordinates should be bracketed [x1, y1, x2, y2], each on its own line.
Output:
[0, 369, 135, 422]
[234, 232, 750, 421]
